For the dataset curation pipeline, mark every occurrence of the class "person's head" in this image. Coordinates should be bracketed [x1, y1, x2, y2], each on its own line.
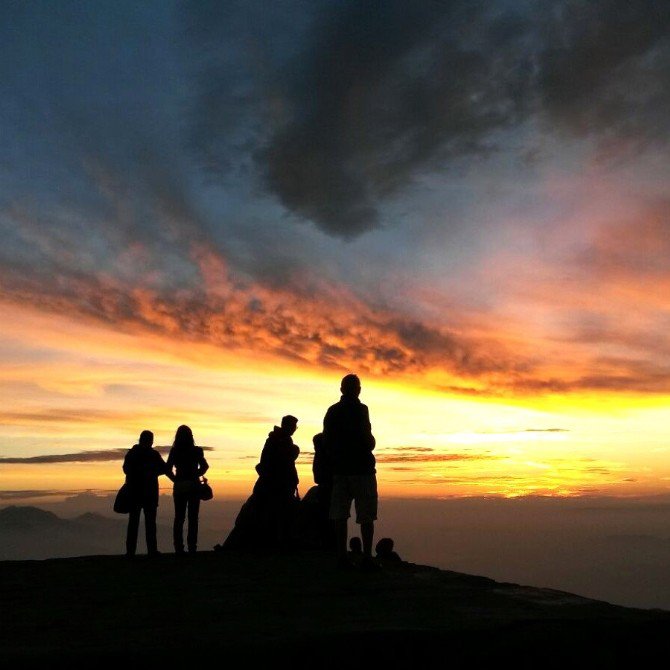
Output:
[375, 537, 394, 556]
[312, 432, 324, 449]
[173, 424, 195, 449]
[349, 537, 363, 554]
[138, 430, 154, 448]
[281, 415, 298, 436]
[340, 373, 361, 398]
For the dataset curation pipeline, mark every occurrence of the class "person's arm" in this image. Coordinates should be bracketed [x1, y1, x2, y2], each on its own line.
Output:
[257, 439, 272, 475]
[165, 449, 176, 481]
[312, 434, 323, 484]
[363, 406, 376, 451]
[156, 452, 172, 480]
[198, 448, 209, 477]
[122, 451, 131, 475]
[323, 407, 334, 449]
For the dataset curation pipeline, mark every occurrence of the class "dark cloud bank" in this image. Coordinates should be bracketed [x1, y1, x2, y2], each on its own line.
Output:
[187, 0, 670, 237]
[4, 0, 669, 242]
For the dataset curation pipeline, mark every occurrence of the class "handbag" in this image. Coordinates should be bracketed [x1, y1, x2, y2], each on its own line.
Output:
[113, 482, 131, 514]
[199, 477, 213, 501]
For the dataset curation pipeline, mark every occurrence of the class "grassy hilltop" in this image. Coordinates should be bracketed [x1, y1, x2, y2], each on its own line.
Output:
[2, 551, 669, 667]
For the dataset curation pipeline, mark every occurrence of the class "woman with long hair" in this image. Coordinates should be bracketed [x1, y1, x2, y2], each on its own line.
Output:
[166, 425, 209, 554]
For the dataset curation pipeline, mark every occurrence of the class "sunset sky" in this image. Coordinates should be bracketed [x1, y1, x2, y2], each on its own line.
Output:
[1, 1, 670, 501]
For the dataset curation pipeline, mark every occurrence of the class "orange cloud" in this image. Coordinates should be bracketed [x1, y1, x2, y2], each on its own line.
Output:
[3, 193, 670, 399]
[376, 447, 502, 464]
[0, 239, 527, 394]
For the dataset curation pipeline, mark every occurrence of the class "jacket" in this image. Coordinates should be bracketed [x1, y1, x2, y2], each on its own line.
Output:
[123, 445, 169, 507]
[323, 396, 376, 475]
[254, 426, 300, 496]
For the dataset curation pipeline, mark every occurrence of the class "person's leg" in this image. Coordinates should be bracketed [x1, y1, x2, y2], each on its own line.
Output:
[354, 475, 379, 567]
[329, 476, 352, 562]
[126, 506, 140, 556]
[187, 494, 200, 553]
[361, 521, 374, 558]
[334, 519, 348, 559]
[144, 505, 158, 555]
[173, 493, 187, 553]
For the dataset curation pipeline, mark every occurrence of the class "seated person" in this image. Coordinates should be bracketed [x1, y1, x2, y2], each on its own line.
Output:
[375, 537, 402, 562]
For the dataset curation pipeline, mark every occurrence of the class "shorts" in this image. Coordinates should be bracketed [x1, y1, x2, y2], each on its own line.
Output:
[329, 474, 378, 524]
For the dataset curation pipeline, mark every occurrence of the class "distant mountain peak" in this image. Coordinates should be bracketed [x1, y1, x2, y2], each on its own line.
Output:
[74, 512, 113, 524]
[0, 505, 63, 528]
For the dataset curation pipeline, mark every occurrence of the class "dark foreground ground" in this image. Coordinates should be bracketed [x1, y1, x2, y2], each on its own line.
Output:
[2, 551, 668, 668]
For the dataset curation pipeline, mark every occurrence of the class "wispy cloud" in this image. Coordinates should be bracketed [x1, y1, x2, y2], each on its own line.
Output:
[0, 409, 146, 425]
[0, 446, 214, 464]
[0, 490, 75, 500]
[0, 450, 129, 464]
[377, 448, 502, 464]
[522, 428, 569, 433]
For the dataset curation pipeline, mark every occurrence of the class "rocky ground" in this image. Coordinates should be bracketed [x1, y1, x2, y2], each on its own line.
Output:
[2, 551, 668, 667]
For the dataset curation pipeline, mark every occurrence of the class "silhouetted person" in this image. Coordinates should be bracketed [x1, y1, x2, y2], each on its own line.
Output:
[312, 431, 333, 501]
[253, 415, 300, 549]
[166, 425, 209, 554]
[375, 537, 401, 562]
[312, 432, 332, 484]
[349, 536, 363, 555]
[323, 374, 378, 570]
[291, 432, 336, 551]
[122, 429, 169, 557]
[306, 432, 335, 548]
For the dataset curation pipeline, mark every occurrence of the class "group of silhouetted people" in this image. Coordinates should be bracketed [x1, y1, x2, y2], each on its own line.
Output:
[122, 374, 397, 570]
[122, 424, 209, 557]
[215, 373, 381, 568]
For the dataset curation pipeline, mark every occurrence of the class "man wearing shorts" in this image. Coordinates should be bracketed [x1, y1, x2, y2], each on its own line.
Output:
[323, 373, 378, 569]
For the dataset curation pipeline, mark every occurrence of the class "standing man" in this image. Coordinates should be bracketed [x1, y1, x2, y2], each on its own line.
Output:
[253, 415, 301, 549]
[123, 429, 170, 557]
[323, 374, 378, 569]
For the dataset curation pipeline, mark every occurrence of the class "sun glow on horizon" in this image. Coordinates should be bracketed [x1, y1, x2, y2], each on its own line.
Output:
[2, 301, 670, 504]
